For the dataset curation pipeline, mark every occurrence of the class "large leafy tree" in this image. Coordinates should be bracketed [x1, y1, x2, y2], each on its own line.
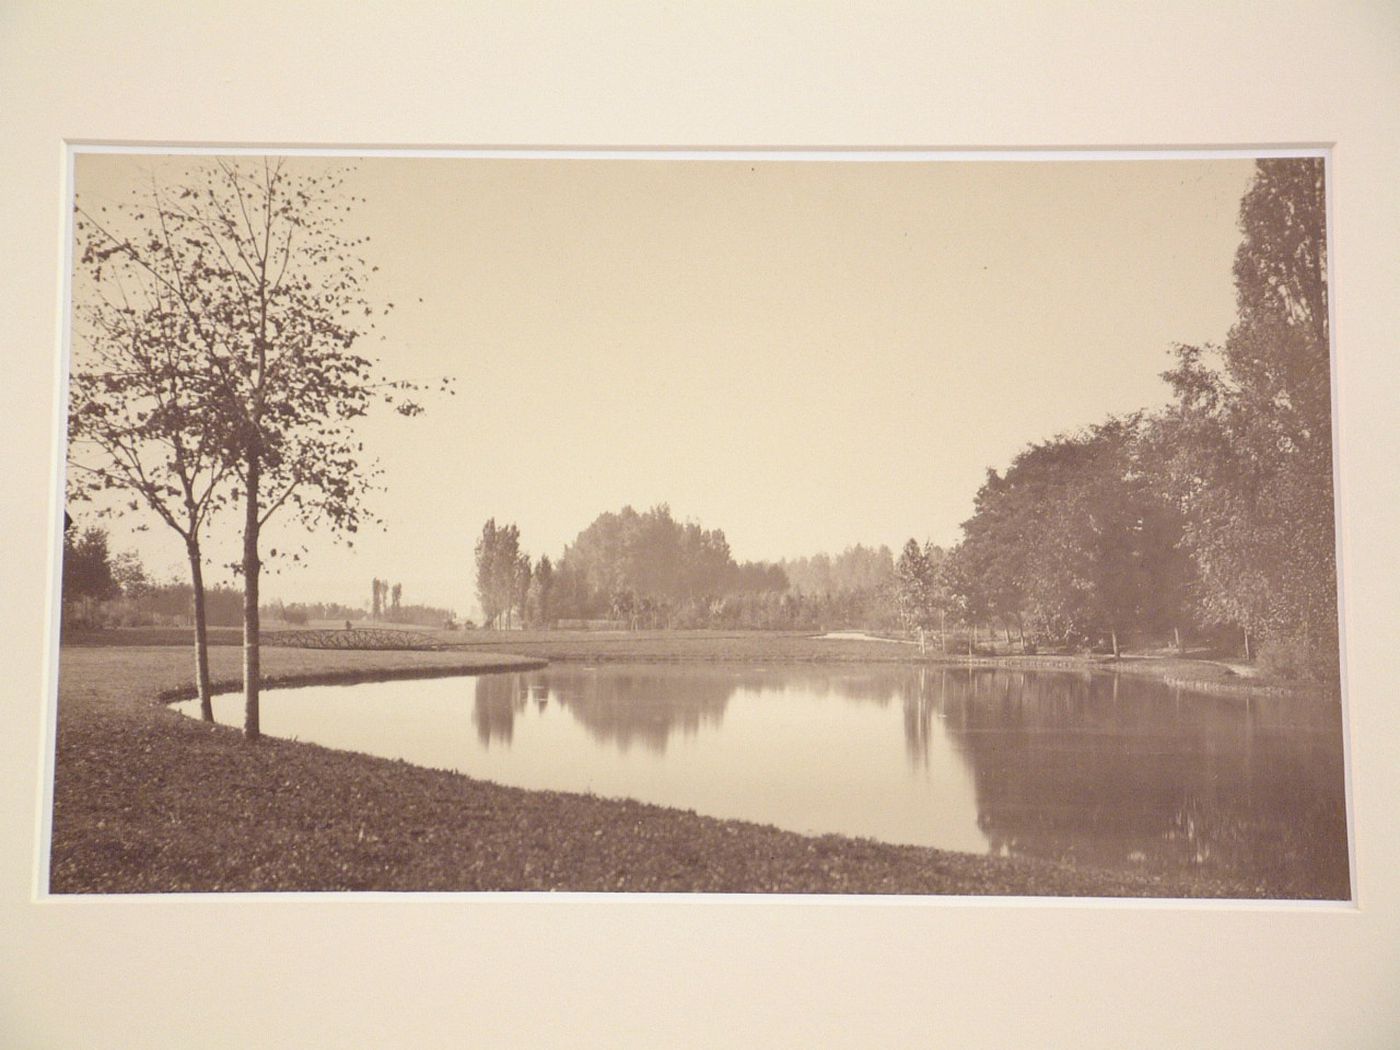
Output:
[77, 157, 436, 737]
[950, 417, 1188, 654]
[1160, 157, 1336, 673]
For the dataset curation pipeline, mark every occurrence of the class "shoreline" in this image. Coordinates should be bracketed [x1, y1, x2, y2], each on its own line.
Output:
[435, 631, 1329, 700]
[47, 642, 1337, 898]
[155, 657, 548, 705]
[66, 626, 1333, 701]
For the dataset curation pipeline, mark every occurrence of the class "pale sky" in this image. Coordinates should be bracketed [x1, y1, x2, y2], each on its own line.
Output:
[69, 153, 1256, 617]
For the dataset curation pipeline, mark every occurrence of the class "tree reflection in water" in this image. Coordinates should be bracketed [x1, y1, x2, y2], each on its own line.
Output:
[475, 665, 909, 754]
[929, 669, 1349, 898]
[471, 672, 532, 747]
[539, 666, 734, 753]
[467, 663, 1348, 897]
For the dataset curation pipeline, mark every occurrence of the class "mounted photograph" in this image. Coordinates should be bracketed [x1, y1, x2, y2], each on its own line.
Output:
[44, 149, 1349, 900]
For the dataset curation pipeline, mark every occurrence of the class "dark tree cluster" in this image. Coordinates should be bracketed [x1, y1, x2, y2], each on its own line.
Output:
[60, 526, 121, 626]
[472, 506, 910, 632]
[369, 577, 407, 620]
[940, 159, 1337, 677]
[550, 504, 787, 626]
[944, 416, 1190, 656]
[474, 519, 552, 629]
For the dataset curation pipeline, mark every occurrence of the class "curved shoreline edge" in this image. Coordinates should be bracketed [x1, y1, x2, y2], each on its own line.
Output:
[49, 644, 1343, 898]
[155, 657, 549, 705]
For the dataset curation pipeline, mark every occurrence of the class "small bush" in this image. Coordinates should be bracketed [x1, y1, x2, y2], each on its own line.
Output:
[1257, 634, 1340, 683]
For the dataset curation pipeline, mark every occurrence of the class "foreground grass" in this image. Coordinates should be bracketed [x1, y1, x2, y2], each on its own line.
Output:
[50, 645, 1279, 896]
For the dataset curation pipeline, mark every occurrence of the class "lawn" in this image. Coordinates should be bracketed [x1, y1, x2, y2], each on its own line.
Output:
[59, 623, 1294, 693]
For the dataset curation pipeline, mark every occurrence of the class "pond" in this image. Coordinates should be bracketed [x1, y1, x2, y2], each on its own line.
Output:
[177, 663, 1351, 897]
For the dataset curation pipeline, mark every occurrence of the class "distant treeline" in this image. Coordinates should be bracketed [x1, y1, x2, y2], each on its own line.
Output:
[59, 534, 451, 629]
[473, 504, 901, 632]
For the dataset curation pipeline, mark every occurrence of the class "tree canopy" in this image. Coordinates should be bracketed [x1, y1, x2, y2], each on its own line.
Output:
[1159, 157, 1336, 673]
[555, 504, 787, 620]
[73, 157, 441, 735]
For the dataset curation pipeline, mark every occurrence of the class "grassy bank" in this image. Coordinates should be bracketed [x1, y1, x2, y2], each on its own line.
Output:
[49, 643, 1282, 896]
[61, 625, 1314, 696]
[434, 629, 1316, 696]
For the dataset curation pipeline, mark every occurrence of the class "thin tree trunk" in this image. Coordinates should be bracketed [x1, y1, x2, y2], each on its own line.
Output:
[940, 609, 947, 655]
[186, 538, 213, 722]
[1111, 628, 1120, 660]
[1174, 625, 1182, 653]
[1243, 626, 1252, 662]
[243, 456, 262, 741]
[1018, 623, 1027, 655]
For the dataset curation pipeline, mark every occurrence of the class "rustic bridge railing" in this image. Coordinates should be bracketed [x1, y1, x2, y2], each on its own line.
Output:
[264, 628, 445, 651]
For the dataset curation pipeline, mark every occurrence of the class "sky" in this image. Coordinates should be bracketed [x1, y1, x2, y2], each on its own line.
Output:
[68, 152, 1256, 617]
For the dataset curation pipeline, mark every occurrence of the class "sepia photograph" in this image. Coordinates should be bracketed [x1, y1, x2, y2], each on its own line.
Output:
[9, 4, 1400, 1048]
[44, 148, 1350, 901]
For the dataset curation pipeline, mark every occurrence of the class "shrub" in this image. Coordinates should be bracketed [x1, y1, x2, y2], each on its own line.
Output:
[1257, 633, 1340, 683]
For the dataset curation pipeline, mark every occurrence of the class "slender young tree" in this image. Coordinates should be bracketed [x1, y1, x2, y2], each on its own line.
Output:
[474, 519, 523, 628]
[78, 157, 439, 738]
[68, 208, 241, 718]
[526, 554, 554, 627]
[513, 554, 532, 628]
[894, 539, 932, 651]
[474, 520, 502, 627]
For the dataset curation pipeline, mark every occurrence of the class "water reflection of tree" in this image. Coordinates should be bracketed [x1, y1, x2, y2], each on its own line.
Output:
[730, 668, 903, 706]
[900, 667, 942, 769]
[541, 664, 929, 755]
[546, 666, 735, 753]
[471, 673, 531, 746]
[936, 669, 1349, 897]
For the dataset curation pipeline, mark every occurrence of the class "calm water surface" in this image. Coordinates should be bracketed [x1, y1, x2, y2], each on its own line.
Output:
[180, 664, 1350, 896]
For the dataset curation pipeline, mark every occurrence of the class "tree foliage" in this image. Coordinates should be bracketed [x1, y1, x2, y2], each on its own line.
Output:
[69, 181, 246, 713]
[475, 518, 523, 628]
[894, 539, 952, 652]
[935, 158, 1336, 677]
[75, 157, 441, 736]
[1159, 157, 1336, 674]
[555, 505, 787, 622]
[61, 525, 120, 623]
[778, 545, 895, 597]
[947, 417, 1190, 652]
